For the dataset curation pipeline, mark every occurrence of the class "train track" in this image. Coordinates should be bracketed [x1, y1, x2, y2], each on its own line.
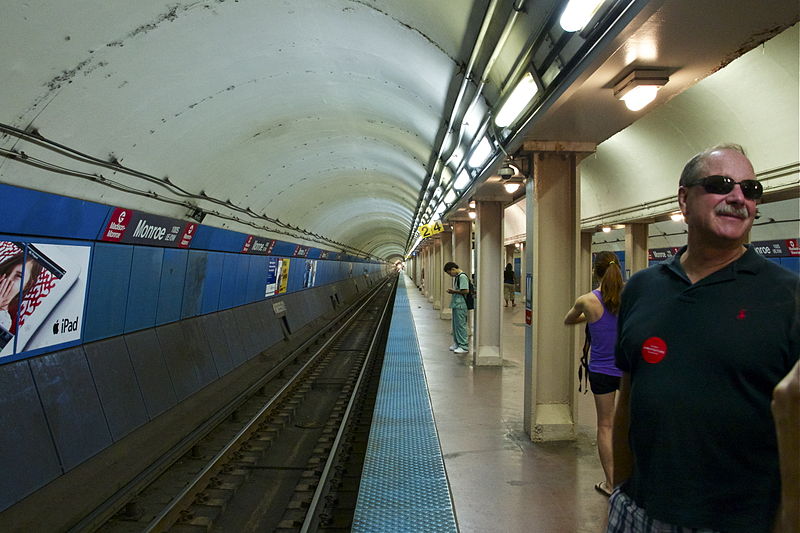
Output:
[76, 276, 396, 533]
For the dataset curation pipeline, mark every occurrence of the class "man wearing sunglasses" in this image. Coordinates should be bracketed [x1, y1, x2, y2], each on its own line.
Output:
[608, 144, 799, 533]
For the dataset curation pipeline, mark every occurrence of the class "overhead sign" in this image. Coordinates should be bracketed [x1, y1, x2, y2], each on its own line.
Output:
[417, 220, 445, 239]
[101, 207, 196, 248]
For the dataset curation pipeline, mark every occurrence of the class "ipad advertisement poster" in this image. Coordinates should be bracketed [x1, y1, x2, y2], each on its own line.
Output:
[0, 240, 91, 361]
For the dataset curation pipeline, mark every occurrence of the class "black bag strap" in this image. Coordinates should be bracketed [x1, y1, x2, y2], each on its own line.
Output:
[578, 322, 590, 394]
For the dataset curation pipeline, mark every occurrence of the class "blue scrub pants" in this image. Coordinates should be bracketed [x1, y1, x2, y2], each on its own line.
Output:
[451, 308, 468, 350]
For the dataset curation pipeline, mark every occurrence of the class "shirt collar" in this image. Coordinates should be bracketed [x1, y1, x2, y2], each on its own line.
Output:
[663, 244, 762, 282]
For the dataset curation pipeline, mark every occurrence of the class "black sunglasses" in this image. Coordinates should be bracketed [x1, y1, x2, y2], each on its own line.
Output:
[687, 175, 763, 200]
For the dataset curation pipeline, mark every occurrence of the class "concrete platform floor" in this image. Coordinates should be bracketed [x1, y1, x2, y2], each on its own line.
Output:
[405, 275, 609, 533]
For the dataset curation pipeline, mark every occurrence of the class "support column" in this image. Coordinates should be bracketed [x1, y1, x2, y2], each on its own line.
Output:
[475, 201, 503, 366]
[432, 237, 442, 310]
[625, 223, 649, 278]
[452, 221, 471, 276]
[573, 231, 596, 429]
[426, 243, 435, 303]
[422, 245, 431, 298]
[439, 230, 453, 319]
[523, 141, 594, 442]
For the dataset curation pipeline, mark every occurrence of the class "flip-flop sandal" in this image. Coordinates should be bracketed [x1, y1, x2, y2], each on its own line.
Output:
[594, 481, 612, 496]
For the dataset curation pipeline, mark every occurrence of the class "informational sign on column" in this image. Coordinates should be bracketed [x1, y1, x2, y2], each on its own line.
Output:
[265, 257, 290, 297]
[525, 273, 533, 326]
[0, 240, 91, 361]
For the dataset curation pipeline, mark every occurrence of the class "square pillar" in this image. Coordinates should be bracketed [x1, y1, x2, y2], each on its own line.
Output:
[625, 223, 649, 278]
[432, 237, 442, 310]
[475, 201, 503, 366]
[523, 142, 594, 442]
[439, 230, 453, 319]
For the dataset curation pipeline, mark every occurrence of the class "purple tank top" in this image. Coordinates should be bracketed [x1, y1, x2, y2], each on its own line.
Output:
[587, 289, 622, 377]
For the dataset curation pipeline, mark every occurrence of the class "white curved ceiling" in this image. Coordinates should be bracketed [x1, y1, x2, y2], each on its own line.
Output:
[1, 1, 797, 260]
[0, 0, 492, 259]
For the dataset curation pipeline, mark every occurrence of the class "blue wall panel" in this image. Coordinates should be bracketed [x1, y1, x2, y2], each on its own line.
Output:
[234, 254, 249, 306]
[0, 184, 111, 240]
[84, 243, 133, 342]
[779, 256, 799, 275]
[200, 252, 225, 315]
[182, 251, 207, 319]
[191, 225, 247, 253]
[156, 248, 187, 325]
[125, 246, 164, 333]
[246, 255, 267, 303]
[218, 253, 239, 310]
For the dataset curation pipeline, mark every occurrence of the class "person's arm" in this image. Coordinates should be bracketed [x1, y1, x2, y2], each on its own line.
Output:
[564, 294, 587, 324]
[612, 372, 634, 488]
[772, 360, 799, 533]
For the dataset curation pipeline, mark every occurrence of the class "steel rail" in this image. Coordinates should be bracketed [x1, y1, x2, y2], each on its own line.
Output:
[70, 278, 388, 533]
[142, 278, 394, 533]
[300, 276, 398, 532]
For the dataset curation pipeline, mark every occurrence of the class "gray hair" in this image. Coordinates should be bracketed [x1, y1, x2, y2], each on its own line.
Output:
[679, 143, 747, 186]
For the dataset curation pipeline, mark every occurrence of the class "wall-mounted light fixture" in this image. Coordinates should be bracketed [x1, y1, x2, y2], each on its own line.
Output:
[468, 199, 476, 209]
[670, 212, 684, 222]
[468, 210, 477, 220]
[601, 226, 612, 233]
[613, 69, 669, 111]
[495, 72, 540, 128]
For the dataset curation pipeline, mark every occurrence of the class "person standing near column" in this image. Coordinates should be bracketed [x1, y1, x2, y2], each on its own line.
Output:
[503, 263, 517, 307]
[444, 261, 469, 354]
[609, 144, 799, 532]
[564, 250, 624, 497]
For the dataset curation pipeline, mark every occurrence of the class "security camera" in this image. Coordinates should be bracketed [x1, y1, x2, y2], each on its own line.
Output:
[498, 165, 514, 177]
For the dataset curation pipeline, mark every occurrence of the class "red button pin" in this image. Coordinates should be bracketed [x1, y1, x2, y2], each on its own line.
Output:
[642, 337, 667, 364]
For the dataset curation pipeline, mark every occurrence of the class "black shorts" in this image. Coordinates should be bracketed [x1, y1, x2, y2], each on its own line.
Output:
[588, 371, 621, 395]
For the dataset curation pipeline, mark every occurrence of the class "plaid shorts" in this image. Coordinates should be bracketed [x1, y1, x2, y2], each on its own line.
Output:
[607, 488, 721, 533]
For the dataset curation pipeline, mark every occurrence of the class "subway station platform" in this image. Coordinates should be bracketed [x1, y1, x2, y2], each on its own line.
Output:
[358, 274, 610, 532]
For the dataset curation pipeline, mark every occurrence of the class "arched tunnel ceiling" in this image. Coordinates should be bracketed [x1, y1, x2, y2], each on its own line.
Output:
[0, 0, 494, 260]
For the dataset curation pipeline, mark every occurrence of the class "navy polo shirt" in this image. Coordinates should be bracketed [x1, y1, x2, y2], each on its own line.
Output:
[616, 245, 800, 533]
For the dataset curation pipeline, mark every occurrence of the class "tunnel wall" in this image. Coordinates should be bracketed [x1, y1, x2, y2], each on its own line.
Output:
[0, 183, 392, 515]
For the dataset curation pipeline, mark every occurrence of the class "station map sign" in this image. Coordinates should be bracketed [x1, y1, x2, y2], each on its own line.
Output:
[101, 207, 196, 248]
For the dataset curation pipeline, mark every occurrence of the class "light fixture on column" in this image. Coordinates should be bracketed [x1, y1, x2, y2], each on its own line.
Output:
[601, 226, 611, 233]
[468, 199, 476, 209]
[613, 69, 669, 111]
[468, 210, 477, 220]
[670, 212, 684, 222]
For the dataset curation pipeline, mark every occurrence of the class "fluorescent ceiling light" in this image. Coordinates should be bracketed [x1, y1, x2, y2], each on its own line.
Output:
[559, 0, 605, 32]
[433, 186, 443, 199]
[453, 170, 471, 191]
[434, 202, 446, 216]
[444, 190, 456, 204]
[495, 72, 539, 128]
[468, 137, 493, 168]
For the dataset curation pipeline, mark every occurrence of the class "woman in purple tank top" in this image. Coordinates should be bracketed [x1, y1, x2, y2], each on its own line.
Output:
[563, 250, 624, 497]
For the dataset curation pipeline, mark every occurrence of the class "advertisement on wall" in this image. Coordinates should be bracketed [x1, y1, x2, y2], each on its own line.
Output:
[302, 259, 317, 288]
[265, 257, 290, 297]
[0, 240, 91, 361]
